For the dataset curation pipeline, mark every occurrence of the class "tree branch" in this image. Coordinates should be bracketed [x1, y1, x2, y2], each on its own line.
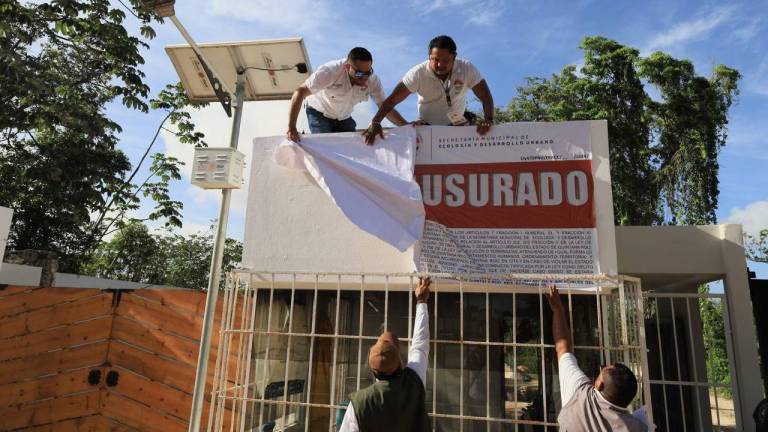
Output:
[87, 110, 173, 248]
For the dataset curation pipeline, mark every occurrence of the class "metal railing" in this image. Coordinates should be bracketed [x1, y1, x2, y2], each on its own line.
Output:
[205, 271, 649, 432]
[642, 291, 739, 432]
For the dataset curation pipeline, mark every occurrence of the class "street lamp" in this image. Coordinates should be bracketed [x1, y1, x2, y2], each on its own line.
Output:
[139, 2, 311, 431]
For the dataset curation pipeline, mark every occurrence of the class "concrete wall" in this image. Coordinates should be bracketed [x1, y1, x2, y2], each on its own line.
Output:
[0, 207, 11, 270]
[616, 224, 761, 430]
[242, 135, 416, 273]
[0, 262, 181, 290]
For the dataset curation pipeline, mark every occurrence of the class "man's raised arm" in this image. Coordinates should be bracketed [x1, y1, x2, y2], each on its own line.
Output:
[546, 284, 590, 406]
[545, 284, 572, 360]
[407, 277, 431, 386]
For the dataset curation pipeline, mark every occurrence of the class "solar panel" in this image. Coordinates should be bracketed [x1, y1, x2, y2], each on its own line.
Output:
[165, 37, 312, 102]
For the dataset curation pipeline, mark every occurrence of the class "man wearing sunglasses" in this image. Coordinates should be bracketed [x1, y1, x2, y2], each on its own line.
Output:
[546, 285, 649, 431]
[286, 47, 408, 142]
[362, 35, 494, 145]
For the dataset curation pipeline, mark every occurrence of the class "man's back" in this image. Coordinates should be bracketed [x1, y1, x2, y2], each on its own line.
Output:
[548, 281, 650, 432]
[349, 367, 430, 432]
[558, 381, 648, 432]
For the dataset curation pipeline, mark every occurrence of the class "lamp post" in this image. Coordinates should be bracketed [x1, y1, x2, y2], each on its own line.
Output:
[138, 2, 310, 431]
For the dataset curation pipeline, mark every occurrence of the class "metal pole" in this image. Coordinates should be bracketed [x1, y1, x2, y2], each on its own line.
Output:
[188, 71, 246, 432]
[168, 16, 236, 96]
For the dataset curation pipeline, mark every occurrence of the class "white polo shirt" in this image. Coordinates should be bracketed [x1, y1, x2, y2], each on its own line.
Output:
[401, 58, 483, 125]
[305, 58, 386, 120]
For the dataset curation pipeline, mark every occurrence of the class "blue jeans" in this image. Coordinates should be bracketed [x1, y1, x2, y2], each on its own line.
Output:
[306, 106, 357, 134]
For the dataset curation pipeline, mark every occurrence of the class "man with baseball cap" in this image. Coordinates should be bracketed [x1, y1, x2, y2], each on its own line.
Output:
[339, 277, 432, 432]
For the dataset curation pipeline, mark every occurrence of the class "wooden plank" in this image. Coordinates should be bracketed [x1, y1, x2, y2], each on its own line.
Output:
[0, 293, 113, 339]
[125, 289, 209, 317]
[0, 340, 108, 385]
[116, 293, 203, 341]
[107, 340, 197, 393]
[0, 285, 35, 298]
[101, 389, 188, 432]
[0, 389, 100, 430]
[0, 367, 101, 408]
[24, 414, 138, 432]
[0, 288, 99, 319]
[107, 340, 232, 395]
[111, 315, 199, 366]
[106, 368, 191, 421]
[125, 289, 244, 327]
[0, 315, 113, 362]
[120, 290, 248, 351]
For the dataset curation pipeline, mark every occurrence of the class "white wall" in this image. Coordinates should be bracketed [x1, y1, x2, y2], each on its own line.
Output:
[242, 136, 415, 273]
[0, 206, 12, 270]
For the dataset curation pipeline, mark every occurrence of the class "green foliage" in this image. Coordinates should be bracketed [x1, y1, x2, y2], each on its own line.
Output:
[84, 221, 243, 289]
[1, 0, 208, 272]
[746, 229, 768, 263]
[698, 284, 732, 398]
[497, 36, 740, 226]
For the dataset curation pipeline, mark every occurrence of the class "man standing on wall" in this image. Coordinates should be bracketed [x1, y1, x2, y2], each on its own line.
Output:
[339, 277, 432, 432]
[546, 284, 649, 431]
[362, 35, 494, 145]
[286, 47, 408, 142]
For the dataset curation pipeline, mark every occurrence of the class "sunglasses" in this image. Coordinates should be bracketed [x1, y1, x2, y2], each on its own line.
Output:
[349, 64, 374, 79]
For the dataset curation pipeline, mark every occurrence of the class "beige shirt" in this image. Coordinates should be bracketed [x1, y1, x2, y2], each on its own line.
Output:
[557, 353, 650, 432]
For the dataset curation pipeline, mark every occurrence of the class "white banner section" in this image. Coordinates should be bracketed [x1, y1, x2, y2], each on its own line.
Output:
[414, 122, 607, 277]
[273, 126, 424, 252]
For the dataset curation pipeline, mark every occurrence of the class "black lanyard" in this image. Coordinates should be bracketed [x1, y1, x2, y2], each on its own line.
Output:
[442, 72, 453, 107]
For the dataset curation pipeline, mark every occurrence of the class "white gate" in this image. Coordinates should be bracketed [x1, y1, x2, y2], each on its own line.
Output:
[206, 272, 650, 432]
[642, 291, 740, 432]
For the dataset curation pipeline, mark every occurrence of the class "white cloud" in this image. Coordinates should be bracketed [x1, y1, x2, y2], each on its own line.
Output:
[724, 126, 768, 160]
[732, 17, 764, 43]
[644, 6, 735, 53]
[412, 0, 503, 26]
[747, 60, 768, 97]
[468, 9, 502, 26]
[416, 0, 472, 14]
[725, 201, 768, 237]
[159, 218, 214, 237]
[208, 0, 333, 31]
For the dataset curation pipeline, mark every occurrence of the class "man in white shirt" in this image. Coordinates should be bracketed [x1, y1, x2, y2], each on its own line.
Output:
[339, 277, 432, 432]
[286, 47, 408, 142]
[546, 285, 649, 431]
[362, 35, 494, 145]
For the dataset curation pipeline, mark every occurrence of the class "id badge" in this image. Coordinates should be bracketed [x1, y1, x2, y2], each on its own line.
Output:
[447, 111, 468, 126]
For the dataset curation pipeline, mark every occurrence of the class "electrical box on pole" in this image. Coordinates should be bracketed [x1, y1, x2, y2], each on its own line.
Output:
[191, 147, 245, 189]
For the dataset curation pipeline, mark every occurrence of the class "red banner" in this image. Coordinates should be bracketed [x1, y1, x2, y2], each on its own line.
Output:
[415, 160, 595, 229]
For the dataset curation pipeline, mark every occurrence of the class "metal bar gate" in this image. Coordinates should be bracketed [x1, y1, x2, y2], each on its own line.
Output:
[642, 291, 740, 432]
[204, 272, 652, 432]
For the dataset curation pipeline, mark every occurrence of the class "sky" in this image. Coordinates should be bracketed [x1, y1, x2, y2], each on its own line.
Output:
[106, 0, 768, 277]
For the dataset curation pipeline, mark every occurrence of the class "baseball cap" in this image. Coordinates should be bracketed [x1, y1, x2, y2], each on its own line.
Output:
[368, 332, 402, 375]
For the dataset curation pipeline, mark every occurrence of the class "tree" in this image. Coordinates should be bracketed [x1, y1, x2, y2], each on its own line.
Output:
[85, 221, 242, 290]
[1, 1, 207, 272]
[746, 229, 768, 263]
[699, 284, 732, 398]
[496, 36, 740, 226]
[83, 221, 164, 283]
